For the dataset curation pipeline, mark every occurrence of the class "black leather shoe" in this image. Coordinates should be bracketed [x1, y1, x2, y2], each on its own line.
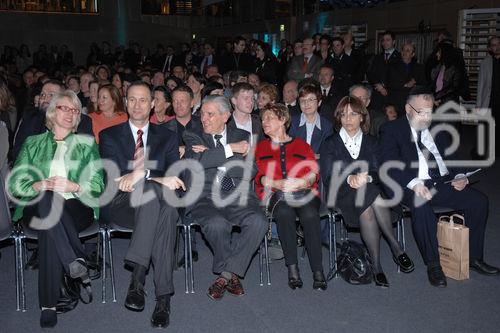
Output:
[26, 249, 39, 270]
[374, 272, 389, 288]
[427, 265, 447, 288]
[393, 253, 415, 273]
[470, 259, 500, 275]
[124, 279, 146, 311]
[40, 309, 57, 328]
[287, 264, 303, 290]
[312, 271, 327, 290]
[151, 296, 170, 328]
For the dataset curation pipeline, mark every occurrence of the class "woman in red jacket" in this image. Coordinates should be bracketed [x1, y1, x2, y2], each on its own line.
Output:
[255, 103, 326, 290]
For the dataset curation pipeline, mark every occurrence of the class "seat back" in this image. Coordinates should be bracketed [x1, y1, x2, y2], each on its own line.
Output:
[0, 121, 12, 241]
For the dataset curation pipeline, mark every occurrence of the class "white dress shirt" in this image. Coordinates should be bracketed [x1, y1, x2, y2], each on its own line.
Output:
[299, 112, 321, 145]
[339, 127, 363, 159]
[406, 124, 449, 189]
[213, 126, 234, 174]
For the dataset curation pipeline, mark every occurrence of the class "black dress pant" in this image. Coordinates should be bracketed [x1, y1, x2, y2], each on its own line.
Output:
[23, 192, 93, 308]
[271, 196, 323, 272]
[105, 181, 178, 296]
[402, 181, 488, 266]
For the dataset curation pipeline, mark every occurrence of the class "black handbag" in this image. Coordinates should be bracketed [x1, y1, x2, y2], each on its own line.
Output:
[328, 240, 373, 284]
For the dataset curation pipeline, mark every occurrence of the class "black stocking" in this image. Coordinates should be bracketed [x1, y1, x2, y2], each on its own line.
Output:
[372, 196, 404, 257]
[359, 206, 382, 273]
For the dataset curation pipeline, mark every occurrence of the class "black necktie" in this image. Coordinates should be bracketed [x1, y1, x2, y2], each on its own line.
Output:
[323, 89, 327, 97]
[214, 134, 235, 191]
[416, 131, 440, 179]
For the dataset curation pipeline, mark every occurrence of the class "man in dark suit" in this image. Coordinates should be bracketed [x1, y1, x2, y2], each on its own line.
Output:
[327, 37, 357, 96]
[13, 80, 93, 161]
[182, 95, 267, 301]
[287, 38, 323, 82]
[282, 80, 301, 117]
[228, 82, 264, 145]
[318, 64, 343, 122]
[199, 42, 218, 77]
[219, 36, 254, 74]
[386, 42, 427, 115]
[100, 81, 183, 328]
[367, 31, 401, 110]
[379, 87, 499, 288]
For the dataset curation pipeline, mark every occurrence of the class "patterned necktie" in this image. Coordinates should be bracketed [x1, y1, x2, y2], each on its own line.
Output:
[302, 56, 309, 72]
[214, 134, 235, 191]
[133, 129, 145, 171]
[416, 131, 440, 179]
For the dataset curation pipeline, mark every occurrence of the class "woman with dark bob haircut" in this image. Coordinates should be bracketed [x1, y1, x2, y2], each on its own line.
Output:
[319, 96, 414, 288]
[255, 103, 327, 291]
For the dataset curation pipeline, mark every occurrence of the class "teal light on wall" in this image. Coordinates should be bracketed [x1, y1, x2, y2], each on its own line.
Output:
[316, 12, 329, 34]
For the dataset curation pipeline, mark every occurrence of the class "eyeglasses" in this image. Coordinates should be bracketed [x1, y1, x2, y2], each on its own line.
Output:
[56, 105, 80, 115]
[340, 111, 361, 118]
[408, 103, 432, 116]
[299, 98, 318, 106]
[40, 92, 55, 99]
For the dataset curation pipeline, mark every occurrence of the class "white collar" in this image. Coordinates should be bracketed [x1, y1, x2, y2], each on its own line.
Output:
[129, 120, 150, 136]
[339, 127, 362, 144]
[299, 112, 321, 130]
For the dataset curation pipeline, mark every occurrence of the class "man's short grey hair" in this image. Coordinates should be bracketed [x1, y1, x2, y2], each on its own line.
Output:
[406, 93, 434, 105]
[202, 95, 232, 114]
[349, 84, 372, 99]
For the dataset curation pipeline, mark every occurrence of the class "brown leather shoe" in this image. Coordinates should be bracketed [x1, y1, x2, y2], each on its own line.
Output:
[207, 277, 228, 301]
[226, 274, 245, 297]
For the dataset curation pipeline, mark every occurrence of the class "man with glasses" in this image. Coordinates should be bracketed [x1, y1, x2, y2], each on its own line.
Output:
[13, 80, 93, 161]
[380, 86, 499, 288]
[287, 38, 323, 82]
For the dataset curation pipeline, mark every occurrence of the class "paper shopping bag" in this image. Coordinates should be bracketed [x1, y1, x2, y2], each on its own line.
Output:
[437, 214, 469, 280]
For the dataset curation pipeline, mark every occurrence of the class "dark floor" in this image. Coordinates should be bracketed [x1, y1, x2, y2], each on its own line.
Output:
[1, 133, 500, 332]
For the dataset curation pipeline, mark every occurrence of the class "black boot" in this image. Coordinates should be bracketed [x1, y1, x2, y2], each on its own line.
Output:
[312, 270, 327, 290]
[287, 264, 303, 290]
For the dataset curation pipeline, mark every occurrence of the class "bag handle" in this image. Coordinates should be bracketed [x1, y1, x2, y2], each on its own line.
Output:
[438, 214, 465, 226]
[450, 214, 465, 226]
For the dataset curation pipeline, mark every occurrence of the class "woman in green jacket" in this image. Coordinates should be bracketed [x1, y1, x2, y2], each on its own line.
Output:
[8, 90, 104, 328]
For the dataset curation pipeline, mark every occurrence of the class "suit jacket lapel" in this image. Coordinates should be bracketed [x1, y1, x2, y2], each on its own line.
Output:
[202, 132, 215, 148]
[146, 125, 159, 159]
[121, 123, 136, 161]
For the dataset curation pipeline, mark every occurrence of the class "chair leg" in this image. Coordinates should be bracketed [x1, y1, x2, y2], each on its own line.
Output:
[401, 219, 406, 251]
[396, 219, 401, 273]
[14, 235, 24, 311]
[259, 241, 264, 286]
[187, 225, 195, 294]
[101, 228, 107, 303]
[16, 235, 26, 311]
[264, 235, 271, 286]
[181, 225, 189, 294]
[106, 229, 117, 302]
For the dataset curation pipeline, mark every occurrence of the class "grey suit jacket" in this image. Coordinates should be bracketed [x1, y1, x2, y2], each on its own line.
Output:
[477, 55, 493, 108]
[287, 54, 323, 82]
[182, 126, 258, 210]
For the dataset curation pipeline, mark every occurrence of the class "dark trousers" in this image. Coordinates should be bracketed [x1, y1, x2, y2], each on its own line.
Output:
[190, 197, 268, 277]
[105, 181, 178, 296]
[402, 181, 488, 265]
[24, 192, 93, 308]
[272, 196, 323, 272]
